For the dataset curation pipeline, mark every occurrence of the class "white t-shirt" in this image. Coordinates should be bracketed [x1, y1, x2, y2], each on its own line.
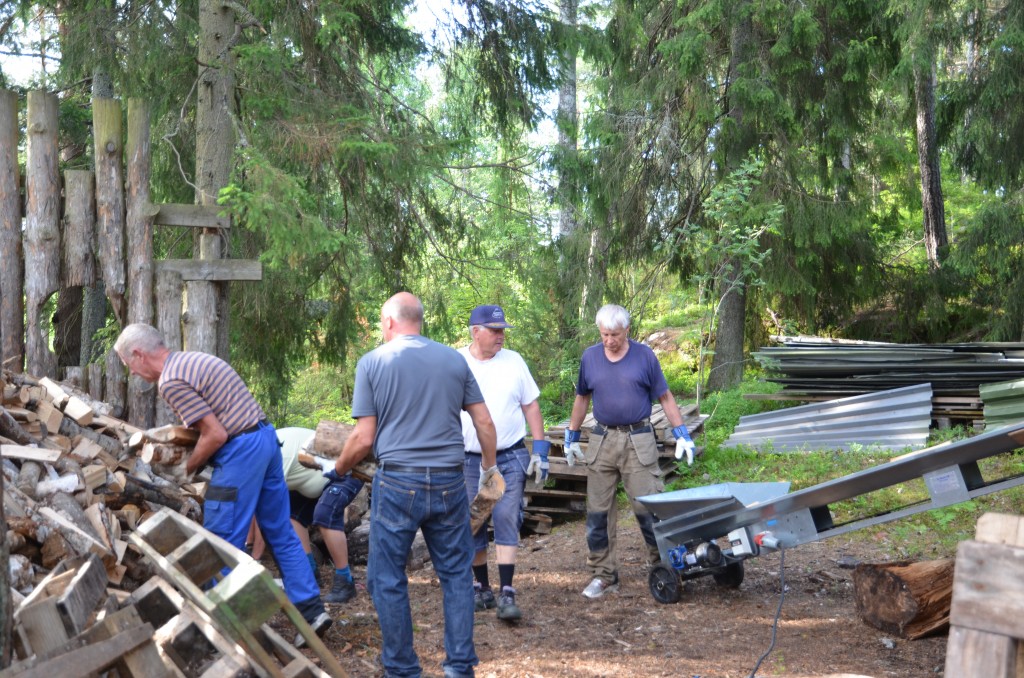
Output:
[458, 346, 541, 452]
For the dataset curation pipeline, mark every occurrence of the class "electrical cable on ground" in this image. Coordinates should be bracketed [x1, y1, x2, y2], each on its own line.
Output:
[747, 547, 786, 678]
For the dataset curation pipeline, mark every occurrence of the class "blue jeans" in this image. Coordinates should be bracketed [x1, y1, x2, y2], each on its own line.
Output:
[369, 468, 477, 678]
[464, 448, 528, 551]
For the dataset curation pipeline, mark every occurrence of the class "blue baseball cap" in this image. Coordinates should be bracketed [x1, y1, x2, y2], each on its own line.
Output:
[469, 305, 513, 328]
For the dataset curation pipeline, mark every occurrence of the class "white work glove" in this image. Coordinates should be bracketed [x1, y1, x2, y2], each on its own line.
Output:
[564, 429, 585, 466]
[314, 456, 335, 474]
[526, 440, 551, 484]
[672, 424, 696, 466]
[478, 464, 501, 492]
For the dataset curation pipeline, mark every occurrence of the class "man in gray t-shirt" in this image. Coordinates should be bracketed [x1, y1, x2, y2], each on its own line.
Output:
[336, 291, 498, 678]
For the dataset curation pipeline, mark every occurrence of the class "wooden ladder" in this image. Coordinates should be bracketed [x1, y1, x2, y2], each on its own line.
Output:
[129, 507, 348, 678]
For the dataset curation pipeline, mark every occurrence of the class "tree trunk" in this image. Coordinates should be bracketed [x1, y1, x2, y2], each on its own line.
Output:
[126, 99, 155, 428]
[854, 559, 954, 640]
[555, 0, 584, 342]
[93, 96, 127, 326]
[707, 264, 747, 392]
[914, 57, 947, 268]
[0, 90, 23, 373]
[156, 268, 183, 425]
[707, 5, 755, 392]
[195, 0, 237, 358]
[24, 90, 60, 378]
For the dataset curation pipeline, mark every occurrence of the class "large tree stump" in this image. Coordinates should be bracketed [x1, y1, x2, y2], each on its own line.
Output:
[853, 558, 954, 639]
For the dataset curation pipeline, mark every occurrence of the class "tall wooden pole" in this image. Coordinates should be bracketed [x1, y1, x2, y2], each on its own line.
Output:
[126, 99, 155, 427]
[191, 0, 236, 358]
[24, 90, 60, 378]
[0, 90, 22, 371]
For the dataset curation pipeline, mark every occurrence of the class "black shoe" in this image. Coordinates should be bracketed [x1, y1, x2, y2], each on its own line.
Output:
[496, 586, 521, 622]
[474, 583, 496, 611]
[294, 611, 332, 648]
[324, 573, 356, 604]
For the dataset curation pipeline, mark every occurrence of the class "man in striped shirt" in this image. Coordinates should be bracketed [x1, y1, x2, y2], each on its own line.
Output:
[114, 323, 332, 644]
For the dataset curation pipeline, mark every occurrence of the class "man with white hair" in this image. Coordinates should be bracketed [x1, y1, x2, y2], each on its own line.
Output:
[563, 304, 695, 599]
[114, 323, 332, 643]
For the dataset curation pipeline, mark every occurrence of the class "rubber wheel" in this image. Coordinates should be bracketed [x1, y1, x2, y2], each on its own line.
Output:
[712, 561, 745, 589]
[648, 564, 682, 604]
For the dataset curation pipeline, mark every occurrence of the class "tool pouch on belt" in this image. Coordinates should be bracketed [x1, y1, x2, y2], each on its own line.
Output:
[630, 427, 659, 466]
[586, 426, 605, 464]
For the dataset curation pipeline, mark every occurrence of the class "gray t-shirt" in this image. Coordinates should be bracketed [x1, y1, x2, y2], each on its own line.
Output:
[351, 333, 484, 466]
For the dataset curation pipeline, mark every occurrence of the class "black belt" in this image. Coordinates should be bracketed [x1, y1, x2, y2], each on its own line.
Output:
[379, 463, 462, 474]
[229, 419, 267, 441]
[468, 440, 525, 457]
[594, 419, 651, 434]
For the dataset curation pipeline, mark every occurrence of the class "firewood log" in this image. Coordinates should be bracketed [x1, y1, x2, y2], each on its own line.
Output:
[139, 442, 190, 465]
[853, 559, 954, 639]
[312, 420, 354, 457]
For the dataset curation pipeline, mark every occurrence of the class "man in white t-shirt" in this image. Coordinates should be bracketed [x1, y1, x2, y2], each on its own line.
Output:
[460, 304, 549, 622]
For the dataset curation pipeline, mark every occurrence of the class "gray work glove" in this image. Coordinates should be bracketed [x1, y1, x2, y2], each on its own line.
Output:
[479, 464, 501, 492]
[672, 424, 696, 466]
[564, 429, 585, 466]
[526, 440, 551, 484]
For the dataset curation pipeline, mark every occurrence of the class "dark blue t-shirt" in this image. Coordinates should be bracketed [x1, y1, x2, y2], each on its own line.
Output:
[576, 339, 669, 427]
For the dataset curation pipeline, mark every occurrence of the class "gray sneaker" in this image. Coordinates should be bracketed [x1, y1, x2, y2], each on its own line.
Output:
[294, 611, 332, 648]
[496, 586, 521, 622]
[582, 576, 619, 599]
[474, 583, 496, 611]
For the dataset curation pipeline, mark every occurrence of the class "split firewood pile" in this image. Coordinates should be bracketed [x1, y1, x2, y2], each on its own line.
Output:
[1, 370, 349, 677]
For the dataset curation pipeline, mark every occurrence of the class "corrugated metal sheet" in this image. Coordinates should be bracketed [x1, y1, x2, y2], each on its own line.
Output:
[723, 383, 933, 452]
[980, 378, 1024, 428]
[751, 336, 1024, 422]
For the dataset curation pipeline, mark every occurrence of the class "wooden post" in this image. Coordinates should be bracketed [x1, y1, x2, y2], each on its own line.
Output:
[945, 513, 1024, 675]
[105, 348, 126, 420]
[0, 405, 9, 668]
[59, 170, 96, 379]
[184, 241, 219, 355]
[126, 99, 155, 428]
[92, 95, 127, 326]
[0, 89, 23, 373]
[155, 268, 182, 426]
[24, 90, 60, 378]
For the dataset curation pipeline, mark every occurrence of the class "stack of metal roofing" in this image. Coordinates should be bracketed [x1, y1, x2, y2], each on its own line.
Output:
[723, 383, 933, 452]
[752, 336, 1024, 422]
[980, 378, 1024, 428]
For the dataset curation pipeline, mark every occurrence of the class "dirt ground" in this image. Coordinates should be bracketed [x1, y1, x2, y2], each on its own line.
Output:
[272, 507, 949, 678]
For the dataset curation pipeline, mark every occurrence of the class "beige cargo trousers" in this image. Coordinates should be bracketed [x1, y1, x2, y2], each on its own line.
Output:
[584, 423, 664, 583]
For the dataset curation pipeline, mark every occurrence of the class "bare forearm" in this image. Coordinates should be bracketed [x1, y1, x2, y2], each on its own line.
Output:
[658, 391, 685, 429]
[523, 400, 545, 442]
[568, 395, 591, 431]
[335, 432, 372, 475]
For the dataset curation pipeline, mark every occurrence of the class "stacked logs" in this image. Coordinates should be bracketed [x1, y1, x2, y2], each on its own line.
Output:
[2, 368, 205, 601]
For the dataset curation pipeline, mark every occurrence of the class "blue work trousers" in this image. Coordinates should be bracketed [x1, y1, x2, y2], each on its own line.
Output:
[203, 423, 321, 610]
[368, 467, 477, 678]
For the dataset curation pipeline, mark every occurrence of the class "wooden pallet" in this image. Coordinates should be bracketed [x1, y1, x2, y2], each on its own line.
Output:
[945, 512, 1024, 675]
[128, 507, 347, 678]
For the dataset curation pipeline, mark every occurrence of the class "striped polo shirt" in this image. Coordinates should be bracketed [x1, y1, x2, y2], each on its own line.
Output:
[158, 351, 265, 436]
